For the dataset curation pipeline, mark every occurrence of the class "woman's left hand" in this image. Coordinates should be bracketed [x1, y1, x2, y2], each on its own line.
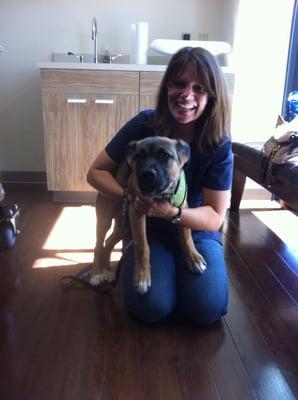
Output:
[134, 193, 178, 220]
[147, 199, 177, 220]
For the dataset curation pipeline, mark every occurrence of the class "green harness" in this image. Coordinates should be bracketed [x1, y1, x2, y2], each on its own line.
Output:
[170, 169, 187, 207]
[160, 169, 187, 208]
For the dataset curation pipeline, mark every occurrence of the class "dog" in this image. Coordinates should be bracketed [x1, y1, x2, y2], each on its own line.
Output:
[90, 136, 206, 294]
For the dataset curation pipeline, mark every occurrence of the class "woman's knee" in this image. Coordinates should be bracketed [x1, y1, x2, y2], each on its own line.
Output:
[176, 238, 229, 325]
[121, 239, 176, 322]
[182, 299, 228, 325]
[126, 294, 175, 323]
[177, 276, 229, 325]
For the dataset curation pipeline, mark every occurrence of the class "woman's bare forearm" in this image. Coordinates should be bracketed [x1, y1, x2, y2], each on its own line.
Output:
[86, 150, 124, 201]
[178, 205, 226, 231]
[87, 169, 124, 201]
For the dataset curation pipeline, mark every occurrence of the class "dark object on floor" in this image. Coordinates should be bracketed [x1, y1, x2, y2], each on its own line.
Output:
[230, 142, 298, 212]
[60, 263, 120, 293]
[0, 182, 20, 250]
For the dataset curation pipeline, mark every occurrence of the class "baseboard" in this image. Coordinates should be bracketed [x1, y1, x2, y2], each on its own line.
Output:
[52, 191, 96, 204]
[0, 171, 47, 183]
[0, 173, 272, 204]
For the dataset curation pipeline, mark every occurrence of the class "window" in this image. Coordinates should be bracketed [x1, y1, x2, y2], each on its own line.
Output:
[283, 0, 298, 114]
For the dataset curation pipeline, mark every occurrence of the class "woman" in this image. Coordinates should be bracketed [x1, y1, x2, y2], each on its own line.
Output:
[87, 47, 233, 324]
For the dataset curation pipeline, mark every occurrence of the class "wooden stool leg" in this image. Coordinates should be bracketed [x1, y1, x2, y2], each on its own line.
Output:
[230, 169, 246, 211]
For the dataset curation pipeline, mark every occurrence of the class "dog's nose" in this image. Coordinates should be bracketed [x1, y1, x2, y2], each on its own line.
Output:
[138, 169, 158, 193]
[141, 169, 157, 183]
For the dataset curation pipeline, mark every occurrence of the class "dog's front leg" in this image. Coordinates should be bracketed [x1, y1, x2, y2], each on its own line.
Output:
[90, 195, 116, 286]
[179, 225, 207, 273]
[129, 205, 151, 294]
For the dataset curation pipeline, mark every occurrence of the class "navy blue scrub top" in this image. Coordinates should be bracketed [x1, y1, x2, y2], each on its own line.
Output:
[105, 109, 233, 242]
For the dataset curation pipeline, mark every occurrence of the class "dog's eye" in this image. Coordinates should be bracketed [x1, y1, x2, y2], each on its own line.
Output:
[158, 151, 171, 161]
[134, 148, 147, 160]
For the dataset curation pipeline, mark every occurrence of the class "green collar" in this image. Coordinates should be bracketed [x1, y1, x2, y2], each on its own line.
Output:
[170, 169, 187, 207]
[158, 170, 187, 206]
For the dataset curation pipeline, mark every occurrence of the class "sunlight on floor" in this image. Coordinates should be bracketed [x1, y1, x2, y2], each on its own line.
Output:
[240, 199, 281, 210]
[259, 364, 295, 400]
[239, 183, 282, 210]
[43, 206, 96, 250]
[33, 205, 122, 269]
[252, 209, 298, 253]
[32, 252, 95, 268]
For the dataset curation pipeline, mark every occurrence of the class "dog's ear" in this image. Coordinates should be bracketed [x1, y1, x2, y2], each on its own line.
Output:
[126, 140, 138, 167]
[176, 139, 190, 166]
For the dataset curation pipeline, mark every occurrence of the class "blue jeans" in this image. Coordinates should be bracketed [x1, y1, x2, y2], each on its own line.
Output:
[121, 234, 228, 325]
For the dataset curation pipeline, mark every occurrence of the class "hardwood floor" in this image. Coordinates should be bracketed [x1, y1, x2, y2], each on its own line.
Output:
[0, 184, 297, 400]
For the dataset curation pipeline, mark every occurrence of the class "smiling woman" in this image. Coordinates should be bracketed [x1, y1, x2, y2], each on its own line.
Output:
[87, 46, 233, 325]
[167, 63, 209, 125]
[153, 46, 230, 150]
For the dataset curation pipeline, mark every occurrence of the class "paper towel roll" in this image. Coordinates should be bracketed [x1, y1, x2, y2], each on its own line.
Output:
[130, 22, 148, 65]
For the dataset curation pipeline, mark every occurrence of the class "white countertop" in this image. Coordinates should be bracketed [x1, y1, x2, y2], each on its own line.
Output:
[37, 62, 233, 74]
[37, 62, 167, 72]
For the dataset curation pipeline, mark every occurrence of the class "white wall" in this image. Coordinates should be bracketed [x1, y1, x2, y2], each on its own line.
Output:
[231, 0, 295, 142]
[0, 0, 237, 173]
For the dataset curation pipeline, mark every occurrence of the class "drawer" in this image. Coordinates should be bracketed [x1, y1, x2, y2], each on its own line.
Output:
[41, 69, 139, 94]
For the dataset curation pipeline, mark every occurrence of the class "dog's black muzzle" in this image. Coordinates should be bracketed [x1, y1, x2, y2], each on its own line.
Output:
[137, 167, 168, 196]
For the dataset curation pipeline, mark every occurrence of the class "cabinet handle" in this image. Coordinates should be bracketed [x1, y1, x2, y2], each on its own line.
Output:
[67, 98, 87, 104]
[95, 99, 114, 104]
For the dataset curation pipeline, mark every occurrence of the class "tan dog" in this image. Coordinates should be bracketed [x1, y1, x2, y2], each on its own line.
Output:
[90, 136, 206, 294]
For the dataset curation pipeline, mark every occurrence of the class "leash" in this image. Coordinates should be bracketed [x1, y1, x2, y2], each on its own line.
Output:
[60, 263, 121, 293]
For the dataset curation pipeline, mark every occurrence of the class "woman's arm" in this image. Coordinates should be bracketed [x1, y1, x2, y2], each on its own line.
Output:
[178, 188, 230, 231]
[87, 150, 124, 201]
[88, 150, 230, 231]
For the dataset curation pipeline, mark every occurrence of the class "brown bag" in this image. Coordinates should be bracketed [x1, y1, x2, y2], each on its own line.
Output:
[262, 115, 298, 187]
[263, 115, 298, 165]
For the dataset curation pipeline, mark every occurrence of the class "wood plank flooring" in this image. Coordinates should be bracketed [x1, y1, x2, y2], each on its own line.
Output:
[0, 184, 297, 400]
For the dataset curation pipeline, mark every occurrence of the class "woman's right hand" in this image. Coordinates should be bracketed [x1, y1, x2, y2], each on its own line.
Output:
[133, 193, 154, 216]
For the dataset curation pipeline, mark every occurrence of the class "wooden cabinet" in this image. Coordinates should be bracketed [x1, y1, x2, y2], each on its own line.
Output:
[139, 72, 164, 111]
[40, 67, 233, 192]
[41, 69, 139, 191]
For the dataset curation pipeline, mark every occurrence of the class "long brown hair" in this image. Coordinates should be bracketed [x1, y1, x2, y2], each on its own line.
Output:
[152, 47, 231, 152]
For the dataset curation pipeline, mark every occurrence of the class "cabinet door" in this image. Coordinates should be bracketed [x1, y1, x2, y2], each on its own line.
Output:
[42, 92, 138, 191]
[81, 93, 138, 191]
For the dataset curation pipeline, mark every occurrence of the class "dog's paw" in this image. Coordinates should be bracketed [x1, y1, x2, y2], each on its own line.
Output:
[90, 270, 116, 286]
[134, 269, 151, 294]
[188, 253, 207, 274]
[134, 277, 151, 295]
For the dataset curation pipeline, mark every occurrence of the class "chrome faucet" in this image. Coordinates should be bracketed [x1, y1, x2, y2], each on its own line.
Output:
[92, 17, 98, 63]
[102, 51, 123, 64]
[67, 51, 85, 63]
